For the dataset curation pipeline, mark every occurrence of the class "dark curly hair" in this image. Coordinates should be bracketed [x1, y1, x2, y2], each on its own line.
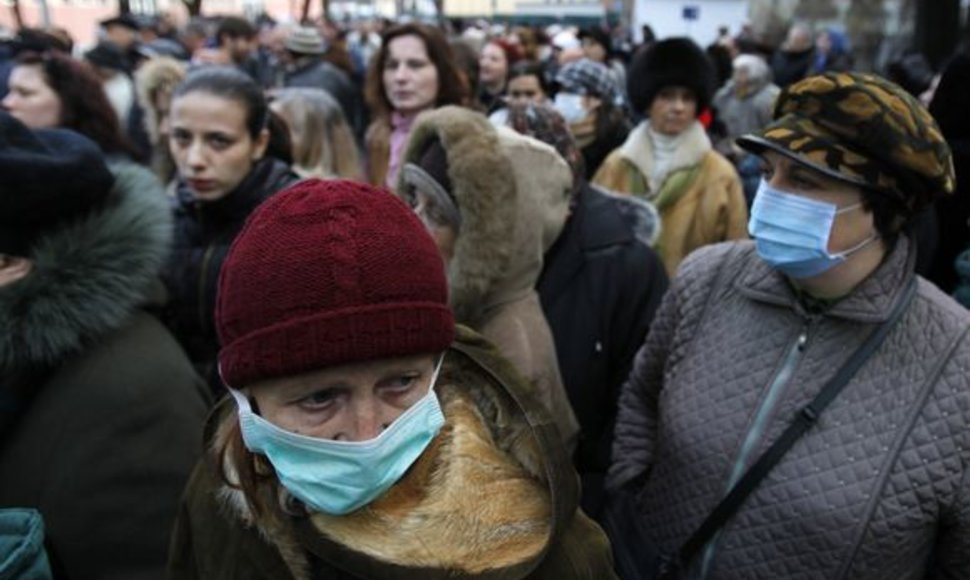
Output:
[15, 52, 135, 156]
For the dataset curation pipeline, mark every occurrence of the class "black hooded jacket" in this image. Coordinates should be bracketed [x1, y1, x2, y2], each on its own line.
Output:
[162, 158, 299, 386]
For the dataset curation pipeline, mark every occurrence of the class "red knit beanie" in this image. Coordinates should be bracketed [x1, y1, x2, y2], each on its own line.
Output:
[216, 179, 455, 387]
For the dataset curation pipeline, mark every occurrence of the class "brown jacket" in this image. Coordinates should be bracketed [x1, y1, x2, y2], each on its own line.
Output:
[592, 121, 748, 277]
[168, 327, 617, 580]
[609, 238, 970, 579]
[396, 106, 579, 448]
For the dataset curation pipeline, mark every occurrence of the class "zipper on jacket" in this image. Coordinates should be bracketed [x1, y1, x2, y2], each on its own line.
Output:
[698, 318, 813, 579]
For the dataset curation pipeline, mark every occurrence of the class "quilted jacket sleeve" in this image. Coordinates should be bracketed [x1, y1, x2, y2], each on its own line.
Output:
[606, 242, 737, 493]
[931, 454, 970, 579]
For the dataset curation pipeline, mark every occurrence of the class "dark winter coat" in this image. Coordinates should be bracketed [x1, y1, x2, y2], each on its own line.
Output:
[162, 158, 298, 386]
[168, 326, 618, 580]
[537, 182, 667, 514]
[609, 238, 970, 579]
[0, 163, 210, 580]
[770, 46, 814, 88]
[284, 58, 367, 139]
[927, 51, 970, 294]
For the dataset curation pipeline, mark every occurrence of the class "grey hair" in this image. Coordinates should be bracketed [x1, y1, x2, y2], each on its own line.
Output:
[733, 53, 770, 85]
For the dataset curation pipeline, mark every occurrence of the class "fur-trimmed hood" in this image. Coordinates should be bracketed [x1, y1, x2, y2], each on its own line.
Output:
[395, 107, 572, 326]
[0, 162, 172, 375]
[133, 57, 185, 146]
[205, 327, 583, 580]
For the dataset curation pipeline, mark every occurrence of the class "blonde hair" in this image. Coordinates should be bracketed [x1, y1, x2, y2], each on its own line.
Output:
[269, 88, 362, 180]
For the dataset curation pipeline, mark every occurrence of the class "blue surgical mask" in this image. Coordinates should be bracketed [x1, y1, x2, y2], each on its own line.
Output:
[749, 179, 877, 279]
[554, 92, 587, 124]
[228, 356, 446, 515]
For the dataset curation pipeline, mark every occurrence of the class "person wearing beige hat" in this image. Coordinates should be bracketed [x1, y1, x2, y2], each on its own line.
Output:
[606, 72, 970, 579]
[280, 25, 364, 138]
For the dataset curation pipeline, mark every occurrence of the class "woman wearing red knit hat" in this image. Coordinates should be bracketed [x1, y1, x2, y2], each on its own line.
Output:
[168, 179, 617, 579]
[478, 38, 524, 113]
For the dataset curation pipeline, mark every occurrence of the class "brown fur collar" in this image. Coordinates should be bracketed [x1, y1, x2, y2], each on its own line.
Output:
[210, 353, 555, 579]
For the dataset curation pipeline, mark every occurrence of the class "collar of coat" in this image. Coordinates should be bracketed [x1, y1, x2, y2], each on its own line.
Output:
[209, 326, 579, 580]
[0, 162, 172, 375]
[395, 106, 573, 327]
[617, 119, 712, 196]
[174, 158, 297, 228]
[734, 236, 917, 323]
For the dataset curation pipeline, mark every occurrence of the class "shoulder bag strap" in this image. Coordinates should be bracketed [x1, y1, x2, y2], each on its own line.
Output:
[676, 277, 919, 568]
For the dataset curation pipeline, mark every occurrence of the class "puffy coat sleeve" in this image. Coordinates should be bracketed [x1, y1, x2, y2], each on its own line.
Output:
[931, 421, 970, 578]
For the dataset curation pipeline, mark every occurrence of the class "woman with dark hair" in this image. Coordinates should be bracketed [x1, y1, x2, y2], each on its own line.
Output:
[507, 60, 552, 105]
[593, 38, 746, 276]
[2, 52, 138, 158]
[162, 65, 299, 389]
[608, 72, 970, 579]
[363, 23, 469, 189]
[552, 58, 631, 181]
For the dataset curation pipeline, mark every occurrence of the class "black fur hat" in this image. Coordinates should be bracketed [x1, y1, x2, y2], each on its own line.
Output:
[0, 112, 115, 256]
[627, 37, 715, 115]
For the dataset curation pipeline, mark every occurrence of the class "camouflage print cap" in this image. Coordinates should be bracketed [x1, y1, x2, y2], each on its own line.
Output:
[737, 72, 956, 214]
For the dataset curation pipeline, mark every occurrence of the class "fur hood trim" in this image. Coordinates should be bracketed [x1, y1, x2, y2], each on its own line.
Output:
[397, 107, 571, 326]
[209, 327, 577, 579]
[0, 162, 172, 374]
[618, 120, 711, 197]
[134, 57, 185, 145]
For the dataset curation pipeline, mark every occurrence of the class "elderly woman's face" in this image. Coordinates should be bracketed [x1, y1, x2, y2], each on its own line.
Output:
[760, 151, 875, 256]
[247, 354, 438, 442]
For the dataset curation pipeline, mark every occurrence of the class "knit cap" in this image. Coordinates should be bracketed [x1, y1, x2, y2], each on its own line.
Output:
[737, 71, 955, 215]
[216, 179, 455, 387]
[556, 58, 621, 105]
[0, 112, 115, 256]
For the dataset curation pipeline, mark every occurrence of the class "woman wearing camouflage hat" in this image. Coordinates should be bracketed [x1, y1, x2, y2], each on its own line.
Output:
[607, 72, 969, 579]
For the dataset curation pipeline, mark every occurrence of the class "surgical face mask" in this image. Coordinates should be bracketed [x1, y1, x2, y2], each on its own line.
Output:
[228, 356, 446, 515]
[554, 92, 587, 124]
[748, 179, 877, 279]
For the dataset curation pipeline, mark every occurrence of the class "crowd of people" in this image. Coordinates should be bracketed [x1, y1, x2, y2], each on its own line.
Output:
[1, 10, 970, 580]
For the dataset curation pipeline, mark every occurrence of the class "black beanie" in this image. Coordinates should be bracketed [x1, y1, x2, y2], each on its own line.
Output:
[627, 37, 715, 115]
[0, 112, 115, 256]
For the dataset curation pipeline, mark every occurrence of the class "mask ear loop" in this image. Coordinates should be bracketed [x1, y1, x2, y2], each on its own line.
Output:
[831, 202, 880, 259]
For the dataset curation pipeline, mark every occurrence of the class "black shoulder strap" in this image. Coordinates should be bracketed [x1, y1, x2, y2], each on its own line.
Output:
[676, 278, 919, 568]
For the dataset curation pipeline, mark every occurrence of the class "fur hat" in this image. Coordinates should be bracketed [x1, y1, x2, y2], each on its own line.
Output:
[737, 72, 955, 215]
[216, 179, 455, 387]
[627, 37, 715, 114]
[0, 112, 115, 256]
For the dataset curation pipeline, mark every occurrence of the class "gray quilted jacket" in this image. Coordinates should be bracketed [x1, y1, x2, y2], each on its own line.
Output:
[608, 238, 970, 579]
